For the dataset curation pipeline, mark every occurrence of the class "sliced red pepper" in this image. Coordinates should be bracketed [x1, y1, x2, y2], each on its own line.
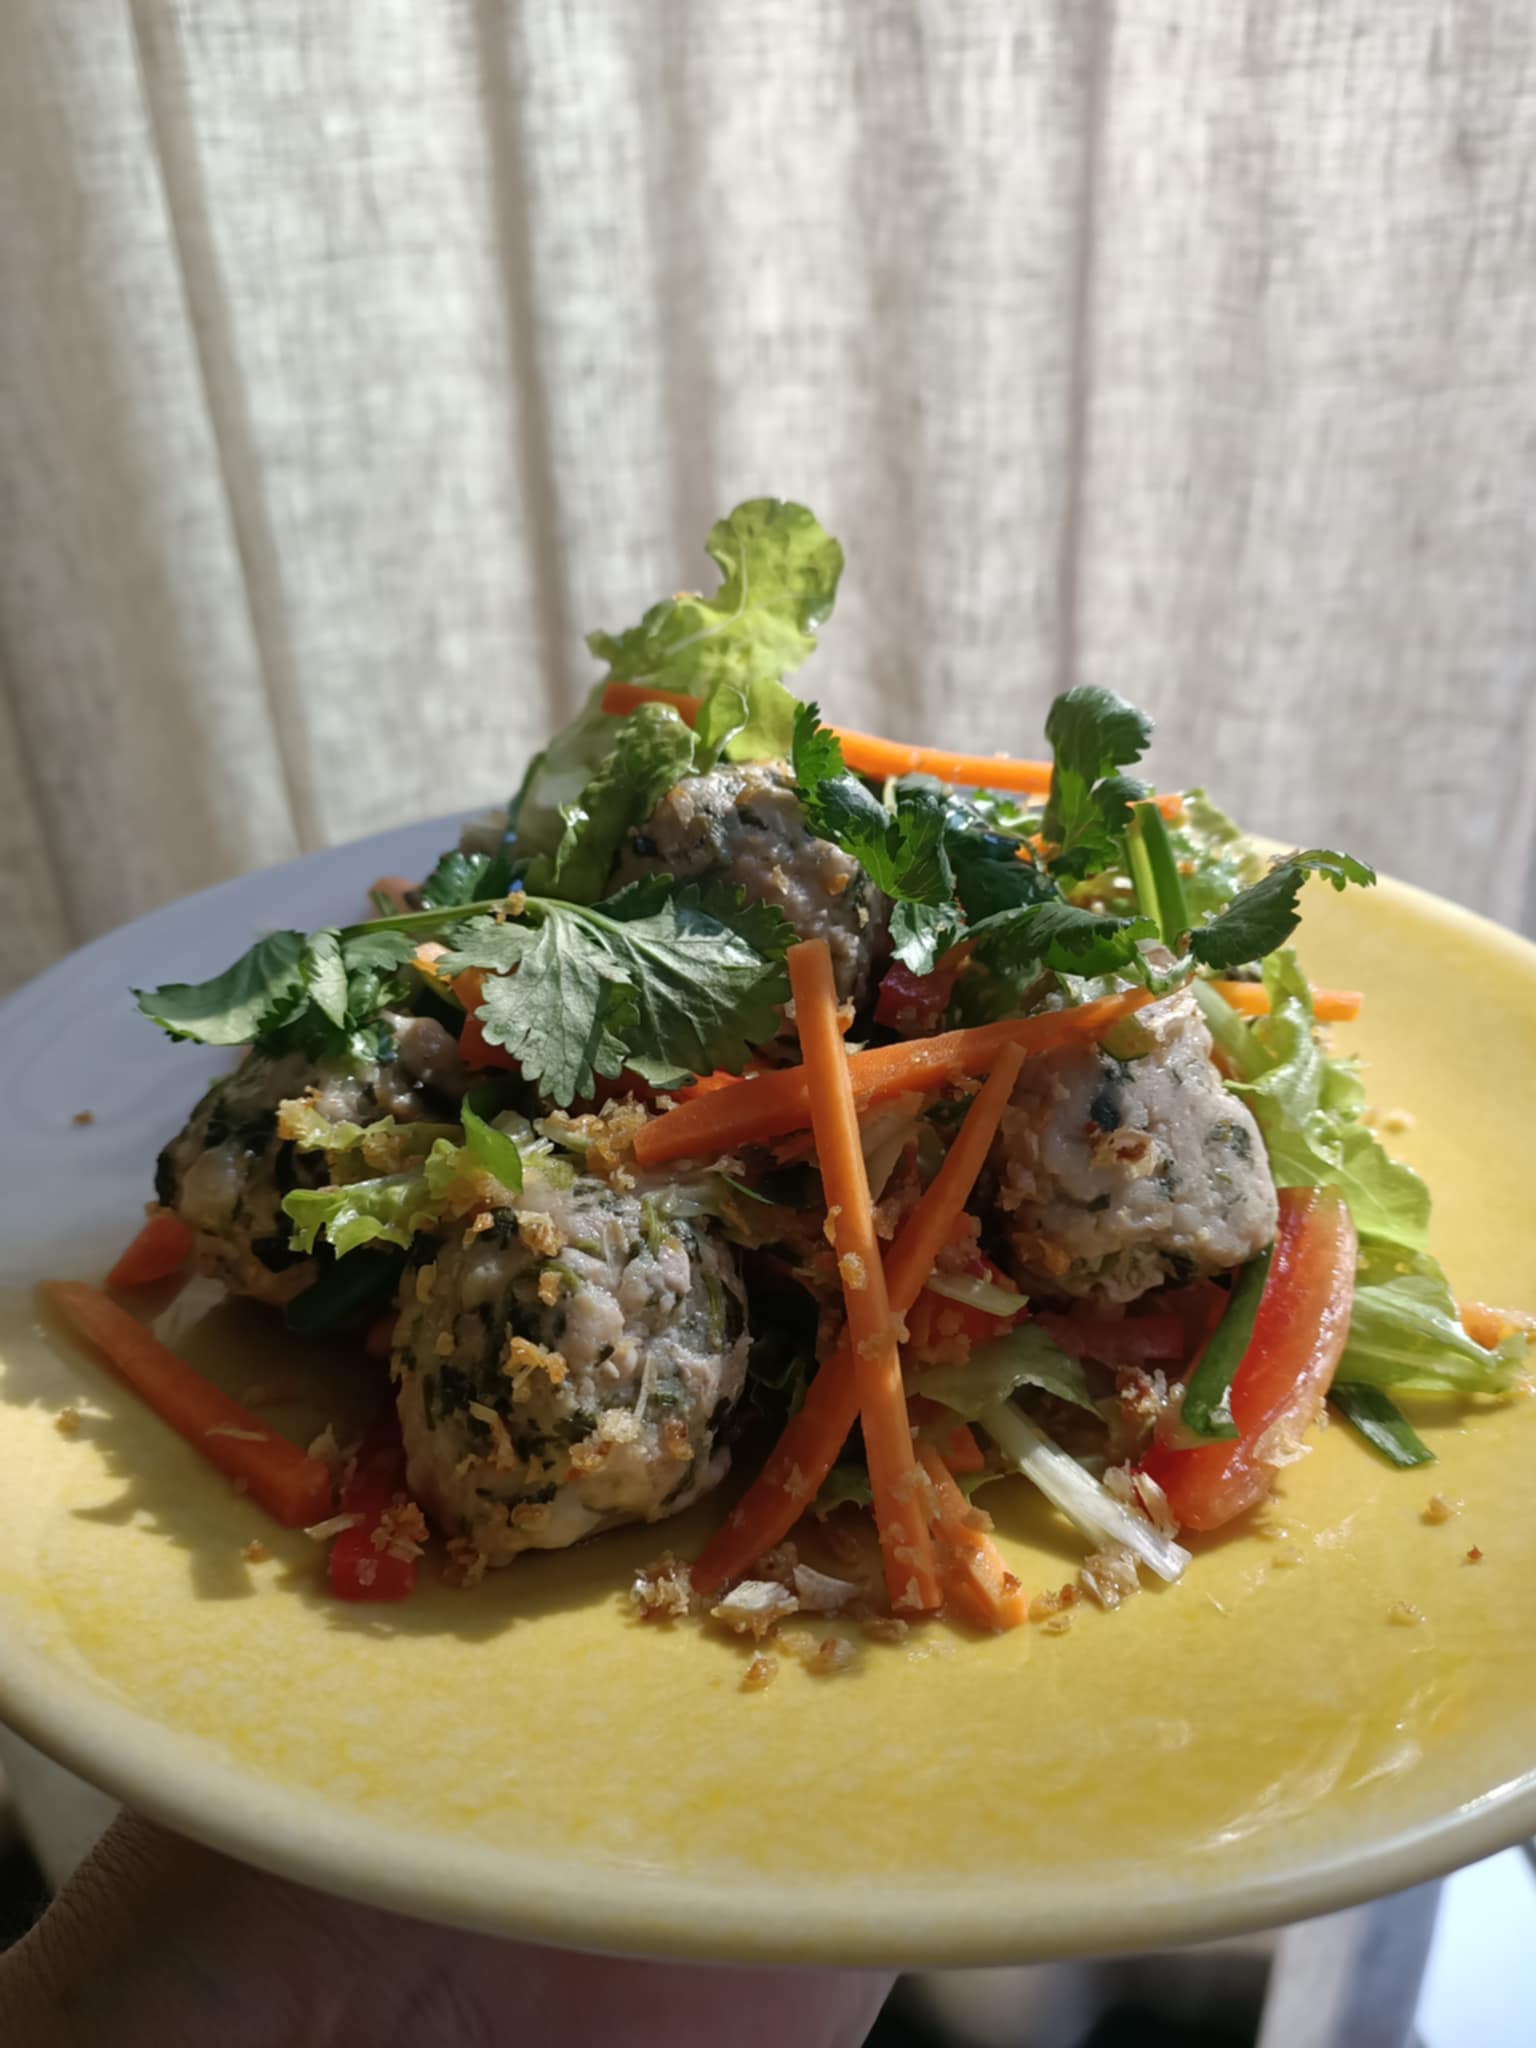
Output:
[1140, 1186, 1357, 1532]
[328, 1411, 424, 1602]
[1038, 1308, 1189, 1367]
[873, 958, 960, 1039]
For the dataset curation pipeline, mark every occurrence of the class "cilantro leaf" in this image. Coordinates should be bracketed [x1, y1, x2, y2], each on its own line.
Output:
[1187, 849, 1377, 972]
[474, 917, 637, 1105]
[1042, 687, 1154, 878]
[587, 499, 843, 698]
[791, 704, 956, 911]
[415, 850, 494, 911]
[968, 899, 1158, 983]
[135, 932, 309, 1045]
[444, 885, 793, 1106]
[523, 703, 699, 903]
[302, 931, 349, 1029]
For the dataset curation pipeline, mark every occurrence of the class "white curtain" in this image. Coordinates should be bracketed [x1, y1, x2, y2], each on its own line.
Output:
[3, 1, 1534, 998]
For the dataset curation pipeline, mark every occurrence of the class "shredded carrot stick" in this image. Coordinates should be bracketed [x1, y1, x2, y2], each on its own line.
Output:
[691, 1041, 1026, 1594]
[833, 731, 1054, 796]
[43, 1283, 333, 1528]
[595, 683, 1182, 816]
[369, 875, 418, 916]
[1209, 979, 1363, 1024]
[635, 985, 1155, 1169]
[787, 939, 941, 1614]
[1460, 1300, 1536, 1349]
[938, 1422, 986, 1475]
[916, 1442, 1027, 1633]
[106, 1210, 193, 1289]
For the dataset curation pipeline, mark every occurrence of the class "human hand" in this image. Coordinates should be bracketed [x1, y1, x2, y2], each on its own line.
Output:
[0, 1811, 893, 2047]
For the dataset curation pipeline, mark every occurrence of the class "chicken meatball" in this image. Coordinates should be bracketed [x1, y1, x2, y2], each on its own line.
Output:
[610, 761, 890, 1009]
[154, 1014, 471, 1306]
[392, 1171, 750, 1567]
[991, 986, 1278, 1303]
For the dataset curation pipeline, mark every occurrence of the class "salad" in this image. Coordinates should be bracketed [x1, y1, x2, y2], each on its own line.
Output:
[46, 499, 1532, 1642]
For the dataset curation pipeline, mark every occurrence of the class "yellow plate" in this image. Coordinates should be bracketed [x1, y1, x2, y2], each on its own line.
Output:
[1, 818, 1533, 1965]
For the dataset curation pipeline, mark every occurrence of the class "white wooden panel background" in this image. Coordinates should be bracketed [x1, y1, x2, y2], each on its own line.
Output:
[2, 0, 1534, 1000]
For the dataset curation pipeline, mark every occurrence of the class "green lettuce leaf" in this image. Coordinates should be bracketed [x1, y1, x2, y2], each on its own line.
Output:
[1337, 1243, 1527, 1395]
[587, 499, 843, 701]
[1202, 953, 1431, 1246]
[911, 1323, 1099, 1420]
[284, 1170, 445, 1259]
[1041, 687, 1153, 879]
[1170, 790, 1265, 923]
[1187, 850, 1376, 973]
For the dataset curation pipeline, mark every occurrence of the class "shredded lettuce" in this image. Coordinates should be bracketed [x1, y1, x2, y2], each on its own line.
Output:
[1196, 953, 1431, 1246]
[912, 1323, 1098, 1419]
[1338, 1244, 1527, 1395]
[978, 1398, 1190, 1583]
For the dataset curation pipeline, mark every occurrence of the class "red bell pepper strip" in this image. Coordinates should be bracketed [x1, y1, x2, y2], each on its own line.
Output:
[328, 1412, 423, 1602]
[1139, 1186, 1357, 1532]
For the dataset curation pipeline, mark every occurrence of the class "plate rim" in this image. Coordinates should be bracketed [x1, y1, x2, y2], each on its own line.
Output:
[3, 819, 1535, 1964]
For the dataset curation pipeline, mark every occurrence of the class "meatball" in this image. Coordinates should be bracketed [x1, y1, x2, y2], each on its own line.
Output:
[392, 1172, 750, 1567]
[155, 1013, 471, 1306]
[610, 761, 890, 1009]
[991, 986, 1278, 1304]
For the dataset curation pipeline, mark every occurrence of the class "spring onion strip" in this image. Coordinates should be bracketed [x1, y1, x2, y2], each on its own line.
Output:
[924, 1271, 1028, 1318]
[1175, 1247, 1273, 1441]
[978, 1398, 1190, 1583]
[1329, 1382, 1435, 1469]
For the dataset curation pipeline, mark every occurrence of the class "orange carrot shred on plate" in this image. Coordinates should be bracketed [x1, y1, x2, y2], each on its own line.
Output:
[596, 683, 1184, 816]
[1459, 1300, 1536, 1349]
[369, 875, 418, 916]
[634, 985, 1153, 1169]
[787, 939, 941, 1616]
[1209, 979, 1363, 1024]
[689, 1040, 1027, 1596]
[105, 1210, 193, 1289]
[43, 1282, 333, 1529]
[916, 1442, 1028, 1634]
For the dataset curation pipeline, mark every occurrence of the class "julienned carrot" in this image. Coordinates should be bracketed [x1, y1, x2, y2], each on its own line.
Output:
[369, 875, 418, 916]
[106, 1210, 193, 1289]
[634, 985, 1156, 1169]
[44, 1282, 333, 1529]
[916, 1442, 1028, 1634]
[450, 967, 520, 1073]
[1460, 1300, 1536, 1349]
[690, 1029, 1027, 1595]
[788, 940, 940, 1615]
[595, 682, 1183, 816]
[1209, 979, 1362, 1024]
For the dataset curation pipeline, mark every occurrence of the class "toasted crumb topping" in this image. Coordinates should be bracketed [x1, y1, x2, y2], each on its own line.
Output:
[54, 1407, 81, 1436]
[741, 1652, 779, 1692]
[1388, 1600, 1425, 1627]
[1466, 1545, 1484, 1564]
[838, 1252, 867, 1292]
[630, 1552, 695, 1621]
[241, 1538, 269, 1564]
[516, 1210, 564, 1257]
[710, 1579, 798, 1638]
[1423, 1493, 1462, 1525]
[862, 1616, 909, 1645]
[443, 1535, 487, 1588]
[71, 1110, 95, 1127]
[414, 1263, 437, 1304]
[502, 1334, 567, 1389]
